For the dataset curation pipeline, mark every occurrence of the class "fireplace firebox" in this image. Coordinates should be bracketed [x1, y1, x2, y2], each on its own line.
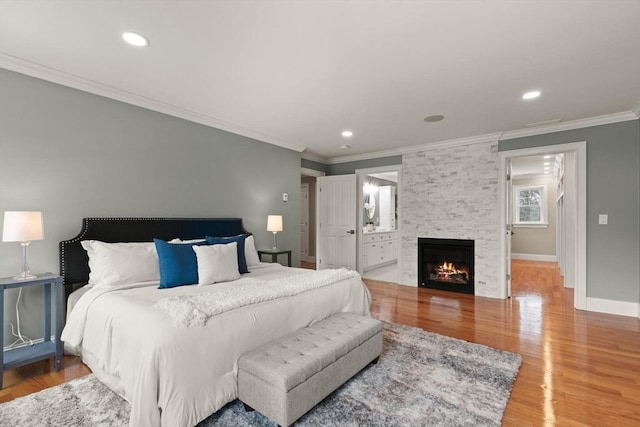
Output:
[418, 238, 474, 294]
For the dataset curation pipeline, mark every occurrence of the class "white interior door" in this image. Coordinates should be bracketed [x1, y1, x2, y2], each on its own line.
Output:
[317, 175, 357, 270]
[300, 183, 310, 262]
[506, 159, 513, 297]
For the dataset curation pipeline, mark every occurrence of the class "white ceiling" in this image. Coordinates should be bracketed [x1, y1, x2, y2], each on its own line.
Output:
[511, 154, 556, 177]
[1, 1, 639, 161]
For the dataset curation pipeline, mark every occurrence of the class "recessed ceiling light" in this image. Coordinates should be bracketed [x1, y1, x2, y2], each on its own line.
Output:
[340, 144, 350, 149]
[544, 171, 550, 174]
[424, 114, 445, 123]
[522, 90, 541, 100]
[544, 162, 550, 165]
[122, 32, 150, 47]
[341, 130, 353, 138]
[544, 155, 552, 159]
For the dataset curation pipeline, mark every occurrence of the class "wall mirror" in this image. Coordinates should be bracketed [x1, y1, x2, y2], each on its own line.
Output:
[364, 192, 376, 220]
[362, 172, 398, 232]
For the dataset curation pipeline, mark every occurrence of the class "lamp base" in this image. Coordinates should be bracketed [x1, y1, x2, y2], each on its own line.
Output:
[14, 241, 36, 280]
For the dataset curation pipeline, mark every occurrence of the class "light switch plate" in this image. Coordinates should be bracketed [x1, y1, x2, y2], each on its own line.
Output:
[598, 214, 608, 225]
[282, 192, 289, 202]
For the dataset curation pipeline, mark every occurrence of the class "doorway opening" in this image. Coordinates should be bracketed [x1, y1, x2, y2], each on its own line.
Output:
[301, 167, 325, 269]
[509, 153, 571, 303]
[356, 165, 402, 283]
[498, 142, 586, 309]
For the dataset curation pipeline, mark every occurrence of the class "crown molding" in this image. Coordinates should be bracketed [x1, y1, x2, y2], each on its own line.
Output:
[326, 132, 503, 164]
[0, 54, 306, 153]
[500, 110, 638, 141]
[3, 54, 637, 161]
[301, 151, 329, 163]
[327, 109, 639, 165]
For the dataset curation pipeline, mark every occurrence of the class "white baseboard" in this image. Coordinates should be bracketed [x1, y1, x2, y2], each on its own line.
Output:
[586, 297, 639, 318]
[512, 253, 557, 262]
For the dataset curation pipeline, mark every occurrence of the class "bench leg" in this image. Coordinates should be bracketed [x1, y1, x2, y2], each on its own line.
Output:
[241, 403, 284, 427]
[371, 356, 380, 365]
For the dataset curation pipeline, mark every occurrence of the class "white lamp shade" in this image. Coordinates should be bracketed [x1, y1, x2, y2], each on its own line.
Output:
[267, 215, 283, 233]
[2, 211, 44, 242]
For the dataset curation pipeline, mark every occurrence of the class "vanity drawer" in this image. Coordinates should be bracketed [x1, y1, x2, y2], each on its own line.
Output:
[361, 232, 398, 269]
[362, 234, 378, 244]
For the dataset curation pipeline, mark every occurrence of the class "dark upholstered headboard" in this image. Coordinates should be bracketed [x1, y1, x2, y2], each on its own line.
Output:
[59, 217, 248, 298]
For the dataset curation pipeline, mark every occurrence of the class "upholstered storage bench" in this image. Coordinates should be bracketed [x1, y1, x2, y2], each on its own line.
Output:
[237, 313, 383, 426]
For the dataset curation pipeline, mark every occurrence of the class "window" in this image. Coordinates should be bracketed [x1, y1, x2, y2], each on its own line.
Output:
[513, 184, 547, 227]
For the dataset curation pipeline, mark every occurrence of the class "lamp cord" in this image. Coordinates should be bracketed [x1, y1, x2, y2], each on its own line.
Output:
[8, 287, 34, 348]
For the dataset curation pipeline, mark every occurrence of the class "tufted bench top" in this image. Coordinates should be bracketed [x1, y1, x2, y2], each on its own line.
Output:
[238, 313, 383, 392]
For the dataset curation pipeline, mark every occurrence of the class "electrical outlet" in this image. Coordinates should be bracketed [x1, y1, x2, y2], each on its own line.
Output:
[598, 214, 608, 225]
[282, 193, 289, 202]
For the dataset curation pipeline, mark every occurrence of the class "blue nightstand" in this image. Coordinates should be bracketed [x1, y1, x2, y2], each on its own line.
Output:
[0, 273, 63, 389]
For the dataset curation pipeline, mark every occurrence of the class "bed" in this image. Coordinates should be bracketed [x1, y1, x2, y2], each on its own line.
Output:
[59, 217, 371, 427]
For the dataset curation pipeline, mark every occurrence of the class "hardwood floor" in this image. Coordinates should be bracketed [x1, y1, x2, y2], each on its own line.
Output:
[0, 354, 90, 402]
[2, 260, 639, 426]
[367, 260, 640, 426]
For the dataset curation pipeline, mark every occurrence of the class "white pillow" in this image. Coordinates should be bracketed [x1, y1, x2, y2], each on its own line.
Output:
[168, 235, 260, 266]
[193, 242, 240, 285]
[81, 240, 159, 288]
[245, 235, 261, 267]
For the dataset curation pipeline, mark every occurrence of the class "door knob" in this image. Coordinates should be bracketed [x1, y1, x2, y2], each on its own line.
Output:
[346, 230, 355, 234]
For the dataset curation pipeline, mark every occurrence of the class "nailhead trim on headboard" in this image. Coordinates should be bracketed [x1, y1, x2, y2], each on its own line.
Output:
[59, 217, 249, 299]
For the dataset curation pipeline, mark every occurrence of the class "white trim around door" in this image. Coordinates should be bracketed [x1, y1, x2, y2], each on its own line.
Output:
[301, 167, 326, 178]
[300, 183, 310, 263]
[498, 141, 587, 310]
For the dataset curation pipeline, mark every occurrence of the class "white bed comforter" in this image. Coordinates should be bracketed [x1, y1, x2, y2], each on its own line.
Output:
[61, 264, 371, 427]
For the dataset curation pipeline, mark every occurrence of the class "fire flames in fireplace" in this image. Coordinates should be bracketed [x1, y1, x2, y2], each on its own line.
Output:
[418, 237, 474, 294]
[429, 261, 469, 284]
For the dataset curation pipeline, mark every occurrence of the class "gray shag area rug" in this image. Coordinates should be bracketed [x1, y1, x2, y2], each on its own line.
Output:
[0, 322, 522, 427]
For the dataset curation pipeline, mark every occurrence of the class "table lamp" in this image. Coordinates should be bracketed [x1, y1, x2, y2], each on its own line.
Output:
[2, 211, 44, 280]
[267, 215, 283, 250]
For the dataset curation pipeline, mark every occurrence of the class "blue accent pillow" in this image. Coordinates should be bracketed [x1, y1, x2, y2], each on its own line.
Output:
[205, 234, 249, 274]
[154, 238, 209, 288]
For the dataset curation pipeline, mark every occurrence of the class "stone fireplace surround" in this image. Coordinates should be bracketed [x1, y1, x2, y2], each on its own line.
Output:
[400, 139, 501, 298]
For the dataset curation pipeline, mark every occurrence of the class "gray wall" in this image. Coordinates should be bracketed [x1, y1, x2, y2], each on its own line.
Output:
[0, 69, 301, 346]
[500, 120, 640, 303]
[301, 158, 328, 174]
[327, 155, 402, 175]
[511, 175, 557, 257]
